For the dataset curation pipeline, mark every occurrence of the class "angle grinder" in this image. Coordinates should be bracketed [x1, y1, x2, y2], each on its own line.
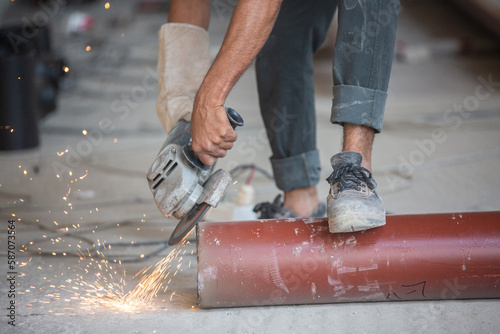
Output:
[147, 107, 244, 245]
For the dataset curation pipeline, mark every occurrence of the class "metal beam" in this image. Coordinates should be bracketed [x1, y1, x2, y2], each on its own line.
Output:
[197, 211, 500, 308]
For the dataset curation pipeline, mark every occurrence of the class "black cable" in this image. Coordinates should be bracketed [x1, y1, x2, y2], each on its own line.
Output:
[15, 219, 155, 260]
[229, 164, 274, 181]
[14, 216, 199, 263]
[0, 196, 151, 212]
[112, 242, 173, 263]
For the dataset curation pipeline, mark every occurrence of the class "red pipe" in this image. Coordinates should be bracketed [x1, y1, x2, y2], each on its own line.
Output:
[197, 211, 500, 308]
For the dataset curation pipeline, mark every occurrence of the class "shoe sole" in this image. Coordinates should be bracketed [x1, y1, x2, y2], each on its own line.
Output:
[328, 213, 386, 233]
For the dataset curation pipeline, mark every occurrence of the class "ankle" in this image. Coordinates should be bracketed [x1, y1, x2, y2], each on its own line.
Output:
[360, 158, 372, 172]
[283, 186, 319, 216]
[342, 123, 374, 172]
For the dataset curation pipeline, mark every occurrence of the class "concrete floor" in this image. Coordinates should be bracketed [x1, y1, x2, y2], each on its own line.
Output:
[1, 0, 500, 333]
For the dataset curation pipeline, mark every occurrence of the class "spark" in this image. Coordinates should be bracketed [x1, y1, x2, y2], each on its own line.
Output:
[116, 242, 187, 309]
[40, 240, 192, 313]
[23, 227, 193, 314]
[105, 2, 110, 9]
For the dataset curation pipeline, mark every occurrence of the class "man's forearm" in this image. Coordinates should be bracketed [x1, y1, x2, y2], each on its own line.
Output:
[196, 0, 283, 107]
[190, 0, 282, 165]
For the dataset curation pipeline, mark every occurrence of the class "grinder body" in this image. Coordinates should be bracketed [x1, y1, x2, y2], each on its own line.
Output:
[147, 108, 243, 244]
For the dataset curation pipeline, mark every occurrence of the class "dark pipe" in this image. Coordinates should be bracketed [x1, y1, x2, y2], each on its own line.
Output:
[0, 25, 39, 150]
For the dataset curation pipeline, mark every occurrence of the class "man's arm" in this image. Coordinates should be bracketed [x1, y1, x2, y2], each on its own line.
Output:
[168, 0, 210, 29]
[192, 0, 283, 166]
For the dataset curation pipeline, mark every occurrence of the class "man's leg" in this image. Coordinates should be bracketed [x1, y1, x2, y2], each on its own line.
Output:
[332, 0, 400, 165]
[255, 0, 337, 217]
[327, 0, 400, 232]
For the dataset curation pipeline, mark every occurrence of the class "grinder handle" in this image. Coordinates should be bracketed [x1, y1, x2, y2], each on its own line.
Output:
[225, 107, 245, 129]
[183, 107, 244, 170]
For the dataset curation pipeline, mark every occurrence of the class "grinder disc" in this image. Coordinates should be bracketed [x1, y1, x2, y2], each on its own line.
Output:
[168, 202, 211, 246]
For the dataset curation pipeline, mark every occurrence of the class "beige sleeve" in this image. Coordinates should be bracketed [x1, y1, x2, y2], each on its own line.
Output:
[156, 23, 211, 134]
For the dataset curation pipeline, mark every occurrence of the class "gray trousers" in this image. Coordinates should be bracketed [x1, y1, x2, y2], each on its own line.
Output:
[255, 0, 400, 192]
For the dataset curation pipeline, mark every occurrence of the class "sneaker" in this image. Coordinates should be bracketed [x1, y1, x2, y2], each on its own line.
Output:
[326, 151, 385, 233]
[253, 194, 326, 219]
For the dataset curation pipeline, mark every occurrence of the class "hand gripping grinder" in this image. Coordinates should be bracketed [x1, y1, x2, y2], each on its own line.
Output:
[147, 107, 244, 246]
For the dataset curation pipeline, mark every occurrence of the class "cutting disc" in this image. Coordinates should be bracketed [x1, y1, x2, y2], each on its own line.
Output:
[168, 202, 211, 246]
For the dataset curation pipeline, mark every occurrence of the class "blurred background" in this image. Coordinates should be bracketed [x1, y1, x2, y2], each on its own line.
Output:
[0, 0, 499, 332]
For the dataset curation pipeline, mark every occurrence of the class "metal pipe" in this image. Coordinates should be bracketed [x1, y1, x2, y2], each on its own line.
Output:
[197, 211, 500, 308]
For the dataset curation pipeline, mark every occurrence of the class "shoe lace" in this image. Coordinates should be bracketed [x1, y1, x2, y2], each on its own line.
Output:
[326, 163, 375, 192]
[253, 195, 287, 219]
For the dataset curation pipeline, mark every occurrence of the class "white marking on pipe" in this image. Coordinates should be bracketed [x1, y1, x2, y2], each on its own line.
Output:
[359, 264, 378, 271]
[337, 267, 357, 274]
[293, 246, 302, 256]
[328, 275, 341, 286]
[268, 249, 289, 294]
[357, 281, 380, 292]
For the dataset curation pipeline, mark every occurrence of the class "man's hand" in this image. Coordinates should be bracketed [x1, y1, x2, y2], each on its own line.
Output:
[191, 102, 237, 166]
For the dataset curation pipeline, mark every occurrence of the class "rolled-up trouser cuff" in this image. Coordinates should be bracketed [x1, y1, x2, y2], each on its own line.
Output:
[331, 84, 387, 133]
[271, 149, 321, 192]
